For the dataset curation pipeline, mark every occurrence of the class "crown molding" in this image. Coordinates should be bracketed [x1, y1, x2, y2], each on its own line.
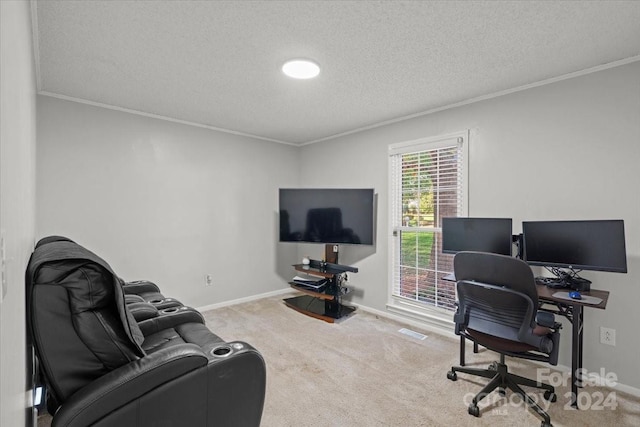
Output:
[37, 91, 298, 146]
[301, 55, 640, 146]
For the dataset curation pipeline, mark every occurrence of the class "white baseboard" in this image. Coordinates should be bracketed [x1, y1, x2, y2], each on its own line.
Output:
[608, 378, 640, 398]
[196, 287, 292, 312]
[353, 301, 457, 340]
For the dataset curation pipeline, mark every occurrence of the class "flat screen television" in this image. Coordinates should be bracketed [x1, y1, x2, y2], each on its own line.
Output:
[442, 217, 513, 256]
[522, 220, 627, 273]
[279, 188, 374, 245]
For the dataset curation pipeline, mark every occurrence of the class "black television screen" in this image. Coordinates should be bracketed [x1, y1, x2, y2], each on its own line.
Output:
[279, 188, 374, 245]
[442, 217, 513, 256]
[522, 220, 627, 273]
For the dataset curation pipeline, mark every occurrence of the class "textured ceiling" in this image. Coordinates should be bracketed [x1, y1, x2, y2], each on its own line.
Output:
[33, 1, 640, 145]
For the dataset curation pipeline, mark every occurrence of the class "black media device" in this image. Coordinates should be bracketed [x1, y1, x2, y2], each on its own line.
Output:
[522, 219, 627, 290]
[441, 217, 513, 256]
[279, 188, 375, 245]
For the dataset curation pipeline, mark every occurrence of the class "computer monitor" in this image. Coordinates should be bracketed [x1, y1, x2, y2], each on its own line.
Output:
[442, 217, 513, 256]
[522, 220, 627, 273]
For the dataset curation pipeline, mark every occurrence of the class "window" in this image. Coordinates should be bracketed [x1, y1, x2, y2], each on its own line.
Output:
[388, 132, 468, 316]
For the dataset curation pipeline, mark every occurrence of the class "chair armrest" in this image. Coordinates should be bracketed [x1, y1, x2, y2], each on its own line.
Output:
[52, 344, 207, 427]
[452, 302, 466, 335]
[123, 280, 161, 295]
[124, 294, 145, 304]
[138, 308, 205, 335]
[127, 302, 159, 322]
[535, 311, 556, 328]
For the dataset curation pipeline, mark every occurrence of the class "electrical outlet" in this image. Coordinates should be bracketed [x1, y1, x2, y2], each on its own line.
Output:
[205, 274, 213, 287]
[600, 327, 616, 346]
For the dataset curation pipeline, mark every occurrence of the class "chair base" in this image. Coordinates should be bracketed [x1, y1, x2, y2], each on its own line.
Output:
[448, 359, 556, 427]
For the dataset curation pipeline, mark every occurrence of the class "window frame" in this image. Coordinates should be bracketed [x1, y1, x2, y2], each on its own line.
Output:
[387, 131, 469, 324]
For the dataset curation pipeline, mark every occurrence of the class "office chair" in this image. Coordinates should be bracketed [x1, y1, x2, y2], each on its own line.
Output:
[447, 252, 560, 427]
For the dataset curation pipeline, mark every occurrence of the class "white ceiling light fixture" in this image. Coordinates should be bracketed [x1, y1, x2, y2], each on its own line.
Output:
[282, 59, 320, 79]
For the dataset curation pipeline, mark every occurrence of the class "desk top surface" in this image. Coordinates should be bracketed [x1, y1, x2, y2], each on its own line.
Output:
[444, 272, 610, 309]
[536, 284, 609, 310]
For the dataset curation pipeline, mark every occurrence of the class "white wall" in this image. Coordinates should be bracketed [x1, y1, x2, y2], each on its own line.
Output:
[37, 96, 299, 308]
[299, 61, 640, 390]
[0, 1, 38, 426]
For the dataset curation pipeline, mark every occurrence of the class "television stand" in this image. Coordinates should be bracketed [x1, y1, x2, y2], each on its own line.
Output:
[284, 260, 358, 323]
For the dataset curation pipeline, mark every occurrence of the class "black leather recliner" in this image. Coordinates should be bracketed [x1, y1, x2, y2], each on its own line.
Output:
[27, 238, 266, 426]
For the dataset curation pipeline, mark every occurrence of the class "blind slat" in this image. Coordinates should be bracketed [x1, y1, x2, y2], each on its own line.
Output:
[389, 134, 465, 312]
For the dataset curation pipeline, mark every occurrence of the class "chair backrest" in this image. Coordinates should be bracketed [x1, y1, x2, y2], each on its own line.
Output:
[453, 251, 540, 344]
[26, 237, 146, 405]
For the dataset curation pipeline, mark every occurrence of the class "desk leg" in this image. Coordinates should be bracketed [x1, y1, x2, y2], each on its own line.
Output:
[571, 305, 584, 409]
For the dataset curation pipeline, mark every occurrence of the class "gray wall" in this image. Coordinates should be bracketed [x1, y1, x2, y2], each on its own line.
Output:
[32, 54, 640, 395]
[0, 1, 38, 426]
[37, 96, 299, 307]
[298, 61, 640, 391]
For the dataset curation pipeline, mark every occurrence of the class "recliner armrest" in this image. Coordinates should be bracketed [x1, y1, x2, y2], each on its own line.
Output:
[123, 280, 161, 295]
[51, 344, 207, 427]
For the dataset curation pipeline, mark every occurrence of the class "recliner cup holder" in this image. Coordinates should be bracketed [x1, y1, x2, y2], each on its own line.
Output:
[211, 345, 232, 357]
[150, 299, 164, 304]
[161, 307, 179, 314]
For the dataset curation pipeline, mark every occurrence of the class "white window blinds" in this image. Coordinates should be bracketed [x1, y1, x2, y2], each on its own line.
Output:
[389, 132, 468, 312]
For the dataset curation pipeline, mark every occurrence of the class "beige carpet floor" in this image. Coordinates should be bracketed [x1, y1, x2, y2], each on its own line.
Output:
[38, 292, 640, 426]
[203, 292, 640, 427]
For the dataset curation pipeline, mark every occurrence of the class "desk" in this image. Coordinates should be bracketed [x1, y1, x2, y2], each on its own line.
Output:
[536, 284, 610, 408]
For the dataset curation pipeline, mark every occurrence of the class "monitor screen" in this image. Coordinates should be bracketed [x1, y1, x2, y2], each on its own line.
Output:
[279, 188, 375, 245]
[441, 217, 513, 256]
[522, 220, 627, 273]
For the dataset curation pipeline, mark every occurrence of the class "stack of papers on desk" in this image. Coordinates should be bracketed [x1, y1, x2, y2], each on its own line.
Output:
[292, 275, 328, 290]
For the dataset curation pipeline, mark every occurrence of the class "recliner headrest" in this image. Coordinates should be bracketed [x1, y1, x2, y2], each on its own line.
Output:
[35, 235, 75, 248]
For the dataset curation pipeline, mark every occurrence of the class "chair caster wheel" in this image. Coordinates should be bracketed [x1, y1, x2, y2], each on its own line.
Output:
[447, 371, 457, 381]
[488, 362, 497, 370]
[468, 404, 480, 417]
[541, 421, 553, 427]
[544, 390, 557, 402]
[498, 387, 506, 397]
